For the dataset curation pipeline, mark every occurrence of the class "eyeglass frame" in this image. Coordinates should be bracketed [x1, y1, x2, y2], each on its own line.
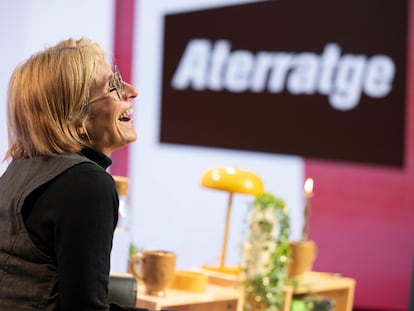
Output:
[88, 65, 125, 104]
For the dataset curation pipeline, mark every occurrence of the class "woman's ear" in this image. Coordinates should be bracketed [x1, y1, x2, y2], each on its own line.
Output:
[78, 127, 85, 136]
[76, 122, 88, 139]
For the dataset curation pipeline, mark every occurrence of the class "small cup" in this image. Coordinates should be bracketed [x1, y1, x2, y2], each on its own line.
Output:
[130, 249, 176, 297]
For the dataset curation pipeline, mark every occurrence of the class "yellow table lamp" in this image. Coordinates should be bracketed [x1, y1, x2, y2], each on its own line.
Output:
[200, 167, 264, 274]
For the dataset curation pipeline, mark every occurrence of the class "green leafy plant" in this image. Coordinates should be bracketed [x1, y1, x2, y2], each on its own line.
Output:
[241, 192, 291, 311]
[129, 244, 139, 257]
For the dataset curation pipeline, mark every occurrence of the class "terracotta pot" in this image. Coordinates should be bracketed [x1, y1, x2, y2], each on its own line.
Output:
[288, 240, 317, 278]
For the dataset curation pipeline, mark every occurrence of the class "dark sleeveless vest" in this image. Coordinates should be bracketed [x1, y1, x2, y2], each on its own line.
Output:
[0, 153, 93, 310]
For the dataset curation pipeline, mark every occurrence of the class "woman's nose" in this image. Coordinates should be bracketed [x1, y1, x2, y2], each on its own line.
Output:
[124, 82, 138, 100]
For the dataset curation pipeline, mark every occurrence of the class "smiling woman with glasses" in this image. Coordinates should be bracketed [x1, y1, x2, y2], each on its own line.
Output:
[0, 38, 140, 311]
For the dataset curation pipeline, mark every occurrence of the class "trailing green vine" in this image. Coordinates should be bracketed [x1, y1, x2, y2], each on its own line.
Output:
[241, 192, 291, 311]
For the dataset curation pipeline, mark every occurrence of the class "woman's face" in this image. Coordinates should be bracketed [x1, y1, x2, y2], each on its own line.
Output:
[85, 61, 138, 156]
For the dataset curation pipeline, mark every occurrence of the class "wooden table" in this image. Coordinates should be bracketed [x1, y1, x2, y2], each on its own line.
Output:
[136, 283, 241, 311]
[136, 271, 355, 311]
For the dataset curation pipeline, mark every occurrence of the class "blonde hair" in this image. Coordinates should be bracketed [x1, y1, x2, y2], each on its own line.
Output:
[5, 38, 106, 160]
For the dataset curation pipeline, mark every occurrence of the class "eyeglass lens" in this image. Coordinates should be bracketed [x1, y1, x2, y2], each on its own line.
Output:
[110, 66, 125, 100]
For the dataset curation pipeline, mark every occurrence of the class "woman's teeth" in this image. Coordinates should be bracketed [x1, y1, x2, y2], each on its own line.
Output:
[119, 107, 133, 121]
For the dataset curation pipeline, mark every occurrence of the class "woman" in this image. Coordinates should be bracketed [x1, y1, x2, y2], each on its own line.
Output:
[0, 38, 138, 310]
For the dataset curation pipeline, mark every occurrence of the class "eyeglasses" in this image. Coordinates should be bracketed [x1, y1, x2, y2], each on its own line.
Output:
[88, 66, 125, 104]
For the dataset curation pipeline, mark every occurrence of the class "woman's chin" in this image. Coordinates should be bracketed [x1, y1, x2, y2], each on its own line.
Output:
[122, 131, 138, 144]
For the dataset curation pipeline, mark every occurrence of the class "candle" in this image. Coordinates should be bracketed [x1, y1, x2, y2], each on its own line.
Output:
[304, 178, 314, 197]
[302, 178, 314, 240]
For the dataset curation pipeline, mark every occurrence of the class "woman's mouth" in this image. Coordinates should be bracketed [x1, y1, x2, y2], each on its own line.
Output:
[118, 107, 134, 122]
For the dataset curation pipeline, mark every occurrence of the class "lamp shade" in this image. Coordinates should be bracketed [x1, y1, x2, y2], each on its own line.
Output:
[201, 167, 264, 196]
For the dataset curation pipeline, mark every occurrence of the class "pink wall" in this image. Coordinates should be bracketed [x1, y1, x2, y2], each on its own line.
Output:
[109, 0, 136, 177]
[306, 1, 414, 309]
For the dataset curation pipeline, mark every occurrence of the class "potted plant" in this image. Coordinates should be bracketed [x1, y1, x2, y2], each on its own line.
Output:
[241, 192, 290, 311]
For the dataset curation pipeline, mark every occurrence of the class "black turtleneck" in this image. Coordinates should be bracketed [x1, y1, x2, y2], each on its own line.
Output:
[22, 148, 119, 310]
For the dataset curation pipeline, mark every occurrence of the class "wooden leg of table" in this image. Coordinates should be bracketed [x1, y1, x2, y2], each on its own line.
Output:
[282, 286, 293, 311]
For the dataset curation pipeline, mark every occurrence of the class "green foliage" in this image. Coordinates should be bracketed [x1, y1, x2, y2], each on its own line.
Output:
[242, 192, 291, 311]
[129, 244, 139, 257]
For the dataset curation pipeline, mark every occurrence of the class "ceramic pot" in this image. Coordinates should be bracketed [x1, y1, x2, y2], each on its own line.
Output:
[130, 249, 176, 297]
[288, 240, 317, 278]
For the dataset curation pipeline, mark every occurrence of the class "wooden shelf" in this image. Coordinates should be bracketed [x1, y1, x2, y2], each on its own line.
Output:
[287, 271, 356, 311]
[136, 271, 355, 311]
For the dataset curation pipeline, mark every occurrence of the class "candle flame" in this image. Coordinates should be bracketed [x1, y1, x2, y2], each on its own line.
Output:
[304, 178, 314, 195]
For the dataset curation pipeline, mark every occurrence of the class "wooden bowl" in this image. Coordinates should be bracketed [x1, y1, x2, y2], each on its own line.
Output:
[169, 270, 208, 292]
